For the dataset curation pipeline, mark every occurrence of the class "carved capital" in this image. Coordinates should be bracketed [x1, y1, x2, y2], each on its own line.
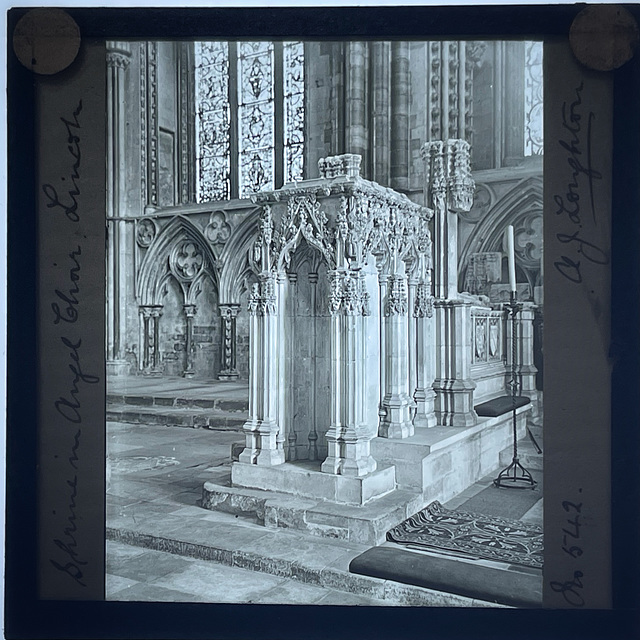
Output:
[329, 270, 370, 316]
[107, 47, 132, 70]
[219, 304, 239, 319]
[183, 304, 197, 318]
[248, 272, 278, 316]
[414, 281, 434, 318]
[385, 274, 408, 316]
[318, 153, 362, 179]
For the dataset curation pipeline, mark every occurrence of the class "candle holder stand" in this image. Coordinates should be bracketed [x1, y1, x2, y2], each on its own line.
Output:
[493, 291, 537, 490]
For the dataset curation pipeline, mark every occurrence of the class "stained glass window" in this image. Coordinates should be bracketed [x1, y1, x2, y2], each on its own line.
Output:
[195, 41, 305, 203]
[195, 42, 231, 201]
[524, 41, 543, 156]
[284, 42, 305, 183]
[238, 42, 275, 197]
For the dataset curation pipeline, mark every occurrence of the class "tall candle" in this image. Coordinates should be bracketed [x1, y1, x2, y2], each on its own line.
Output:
[506, 225, 517, 293]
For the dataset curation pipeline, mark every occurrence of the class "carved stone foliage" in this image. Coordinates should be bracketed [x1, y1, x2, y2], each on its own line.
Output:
[275, 195, 333, 270]
[414, 281, 434, 318]
[385, 275, 408, 316]
[329, 270, 370, 316]
[107, 48, 131, 70]
[318, 153, 361, 179]
[422, 139, 475, 214]
[248, 272, 278, 316]
[136, 218, 157, 248]
[171, 241, 205, 281]
[204, 210, 232, 245]
[251, 153, 434, 285]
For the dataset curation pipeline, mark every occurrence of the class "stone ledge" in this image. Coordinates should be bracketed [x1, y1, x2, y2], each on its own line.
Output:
[372, 407, 530, 502]
[106, 526, 503, 607]
[231, 461, 396, 506]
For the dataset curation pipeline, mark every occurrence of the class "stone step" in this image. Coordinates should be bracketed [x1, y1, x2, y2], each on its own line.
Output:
[202, 475, 426, 546]
[106, 403, 247, 431]
[107, 393, 248, 412]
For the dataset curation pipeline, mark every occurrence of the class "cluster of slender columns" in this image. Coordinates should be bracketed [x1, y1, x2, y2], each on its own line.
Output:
[139, 305, 163, 373]
[218, 304, 240, 380]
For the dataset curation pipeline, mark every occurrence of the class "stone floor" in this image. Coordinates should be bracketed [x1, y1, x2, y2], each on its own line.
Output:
[106, 414, 542, 605]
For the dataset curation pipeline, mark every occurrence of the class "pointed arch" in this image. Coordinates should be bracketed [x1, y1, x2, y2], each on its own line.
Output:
[459, 175, 543, 286]
[137, 215, 219, 306]
[218, 207, 261, 305]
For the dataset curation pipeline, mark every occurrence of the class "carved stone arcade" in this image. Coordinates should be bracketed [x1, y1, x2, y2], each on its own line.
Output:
[235, 153, 435, 484]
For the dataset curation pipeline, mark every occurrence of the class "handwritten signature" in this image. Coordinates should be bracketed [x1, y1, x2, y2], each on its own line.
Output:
[554, 82, 609, 284]
[550, 492, 585, 606]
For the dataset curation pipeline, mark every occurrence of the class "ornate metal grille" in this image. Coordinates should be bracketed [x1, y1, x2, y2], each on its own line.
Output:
[195, 41, 305, 202]
[524, 41, 543, 156]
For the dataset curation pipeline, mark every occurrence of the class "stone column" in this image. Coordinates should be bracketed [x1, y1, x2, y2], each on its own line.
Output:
[433, 300, 477, 426]
[322, 269, 377, 477]
[139, 306, 152, 371]
[390, 41, 410, 191]
[407, 276, 418, 419]
[511, 304, 539, 423]
[502, 41, 525, 166]
[377, 271, 388, 426]
[182, 304, 196, 378]
[422, 140, 474, 300]
[345, 42, 369, 164]
[286, 273, 298, 461]
[308, 271, 319, 461]
[371, 41, 391, 185]
[239, 272, 285, 467]
[379, 273, 414, 438]
[139, 305, 163, 375]
[275, 273, 288, 456]
[413, 280, 437, 428]
[218, 304, 240, 380]
[106, 43, 132, 375]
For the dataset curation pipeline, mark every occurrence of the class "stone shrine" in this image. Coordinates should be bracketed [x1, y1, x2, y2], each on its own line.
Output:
[202, 146, 535, 543]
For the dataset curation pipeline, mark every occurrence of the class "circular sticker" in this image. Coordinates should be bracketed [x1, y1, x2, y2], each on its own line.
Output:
[13, 8, 81, 75]
[570, 5, 639, 71]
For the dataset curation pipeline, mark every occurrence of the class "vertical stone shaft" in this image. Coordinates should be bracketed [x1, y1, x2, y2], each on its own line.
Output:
[515, 304, 538, 396]
[379, 274, 414, 439]
[106, 43, 131, 366]
[414, 281, 437, 428]
[390, 42, 410, 191]
[322, 270, 377, 477]
[275, 275, 288, 455]
[377, 273, 388, 424]
[287, 273, 298, 461]
[183, 304, 196, 377]
[503, 41, 525, 165]
[345, 43, 369, 164]
[151, 307, 162, 371]
[218, 305, 240, 380]
[407, 278, 418, 414]
[239, 274, 285, 466]
[308, 271, 319, 461]
[371, 42, 391, 185]
[433, 301, 477, 426]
